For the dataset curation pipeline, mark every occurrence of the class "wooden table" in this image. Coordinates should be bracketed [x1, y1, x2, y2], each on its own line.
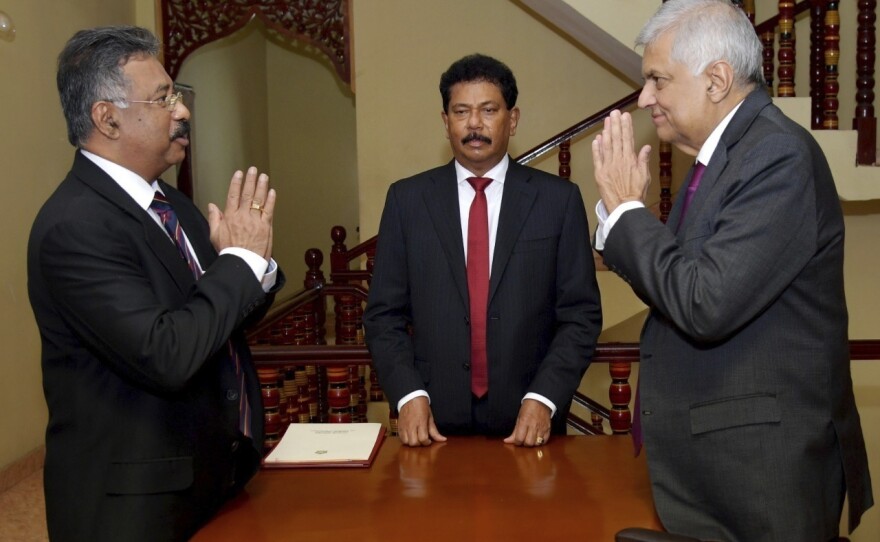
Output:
[193, 435, 662, 541]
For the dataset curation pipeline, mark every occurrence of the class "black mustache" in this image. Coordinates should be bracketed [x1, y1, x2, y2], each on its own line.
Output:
[170, 120, 190, 141]
[462, 133, 491, 145]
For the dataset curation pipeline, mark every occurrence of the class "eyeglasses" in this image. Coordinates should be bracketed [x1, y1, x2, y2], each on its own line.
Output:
[119, 92, 184, 111]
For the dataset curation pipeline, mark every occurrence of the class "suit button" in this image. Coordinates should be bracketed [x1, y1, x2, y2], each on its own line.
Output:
[231, 440, 240, 453]
[463, 363, 470, 371]
[226, 390, 239, 401]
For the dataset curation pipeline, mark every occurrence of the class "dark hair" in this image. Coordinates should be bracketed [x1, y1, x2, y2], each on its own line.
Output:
[439, 53, 518, 112]
[57, 26, 160, 147]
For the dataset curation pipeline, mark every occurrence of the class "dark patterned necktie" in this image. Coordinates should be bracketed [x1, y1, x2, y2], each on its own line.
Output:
[150, 191, 252, 439]
[466, 177, 493, 398]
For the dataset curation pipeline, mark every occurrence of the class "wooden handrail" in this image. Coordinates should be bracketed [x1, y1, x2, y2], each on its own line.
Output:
[514, 89, 642, 165]
[754, 0, 811, 36]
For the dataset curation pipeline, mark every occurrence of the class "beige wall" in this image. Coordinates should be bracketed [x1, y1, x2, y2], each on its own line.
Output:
[0, 0, 140, 471]
[176, 23, 270, 215]
[176, 23, 358, 283]
[265, 36, 358, 277]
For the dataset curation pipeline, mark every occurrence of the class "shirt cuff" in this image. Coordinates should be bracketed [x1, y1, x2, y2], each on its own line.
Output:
[594, 200, 645, 250]
[218, 248, 276, 292]
[523, 392, 557, 418]
[398, 390, 430, 413]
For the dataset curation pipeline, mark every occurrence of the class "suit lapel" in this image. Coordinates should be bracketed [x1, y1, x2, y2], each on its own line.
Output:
[672, 89, 771, 235]
[72, 153, 195, 291]
[423, 161, 470, 307]
[489, 161, 537, 303]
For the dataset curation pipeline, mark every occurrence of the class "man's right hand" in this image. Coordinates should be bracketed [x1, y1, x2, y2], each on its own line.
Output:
[398, 396, 446, 447]
[208, 166, 275, 261]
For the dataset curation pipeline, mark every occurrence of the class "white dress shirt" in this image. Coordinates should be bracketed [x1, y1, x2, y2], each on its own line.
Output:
[81, 149, 277, 291]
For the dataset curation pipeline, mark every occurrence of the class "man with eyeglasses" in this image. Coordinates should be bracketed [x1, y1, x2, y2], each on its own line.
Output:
[27, 26, 284, 541]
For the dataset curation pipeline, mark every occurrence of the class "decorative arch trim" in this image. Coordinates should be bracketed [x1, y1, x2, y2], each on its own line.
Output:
[160, 0, 351, 85]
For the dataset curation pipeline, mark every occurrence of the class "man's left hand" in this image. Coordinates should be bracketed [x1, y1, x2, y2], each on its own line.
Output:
[503, 399, 551, 447]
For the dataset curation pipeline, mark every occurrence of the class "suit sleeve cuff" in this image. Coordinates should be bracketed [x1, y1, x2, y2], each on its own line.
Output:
[594, 200, 644, 250]
[219, 248, 276, 291]
[397, 390, 430, 412]
[524, 393, 557, 418]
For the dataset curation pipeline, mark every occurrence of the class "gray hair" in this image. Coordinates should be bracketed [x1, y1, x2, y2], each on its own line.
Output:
[57, 26, 160, 147]
[636, 0, 763, 88]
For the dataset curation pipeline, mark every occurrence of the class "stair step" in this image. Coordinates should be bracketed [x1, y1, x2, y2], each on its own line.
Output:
[774, 97, 880, 201]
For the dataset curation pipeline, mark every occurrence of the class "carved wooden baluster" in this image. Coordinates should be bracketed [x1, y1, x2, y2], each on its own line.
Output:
[558, 138, 571, 180]
[296, 370, 311, 424]
[741, 0, 756, 25]
[357, 365, 368, 421]
[289, 300, 317, 345]
[658, 142, 673, 224]
[591, 411, 605, 433]
[306, 365, 327, 423]
[369, 369, 384, 401]
[329, 227, 348, 348]
[258, 368, 283, 453]
[824, 1, 841, 129]
[762, 31, 777, 93]
[304, 248, 327, 345]
[347, 365, 361, 421]
[855, 0, 877, 164]
[609, 361, 633, 434]
[284, 368, 300, 425]
[777, 1, 797, 97]
[334, 293, 362, 345]
[388, 407, 399, 437]
[330, 225, 348, 283]
[811, 0, 828, 129]
[327, 366, 352, 423]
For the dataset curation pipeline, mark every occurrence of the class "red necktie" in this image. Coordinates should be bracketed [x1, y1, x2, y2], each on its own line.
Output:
[150, 192, 252, 439]
[466, 177, 493, 397]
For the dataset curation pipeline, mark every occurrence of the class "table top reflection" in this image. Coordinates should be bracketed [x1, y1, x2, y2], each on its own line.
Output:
[192, 435, 662, 541]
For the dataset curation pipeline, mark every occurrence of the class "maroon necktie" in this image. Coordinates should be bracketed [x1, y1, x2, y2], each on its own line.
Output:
[677, 162, 706, 230]
[466, 177, 493, 397]
[150, 192, 252, 439]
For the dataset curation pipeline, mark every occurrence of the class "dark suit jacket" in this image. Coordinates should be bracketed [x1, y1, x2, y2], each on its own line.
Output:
[602, 90, 873, 541]
[364, 159, 602, 435]
[27, 151, 284, 542]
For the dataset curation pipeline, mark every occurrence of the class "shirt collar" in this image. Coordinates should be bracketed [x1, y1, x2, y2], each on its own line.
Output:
[455, 154, 509, 186]
[696, 99, 744, 166]
[79, 149, 161, 211]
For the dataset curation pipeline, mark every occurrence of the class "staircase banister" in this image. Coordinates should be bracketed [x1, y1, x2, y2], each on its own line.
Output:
[322, 283, 370, 303]
[331, 236, 377, 269]
[329, 270, 373, 284]
[251, 344, 373, 365]
[246, 285, 322, 340]
[754, 0, 811, 35]
[515, 89, 642, 165]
